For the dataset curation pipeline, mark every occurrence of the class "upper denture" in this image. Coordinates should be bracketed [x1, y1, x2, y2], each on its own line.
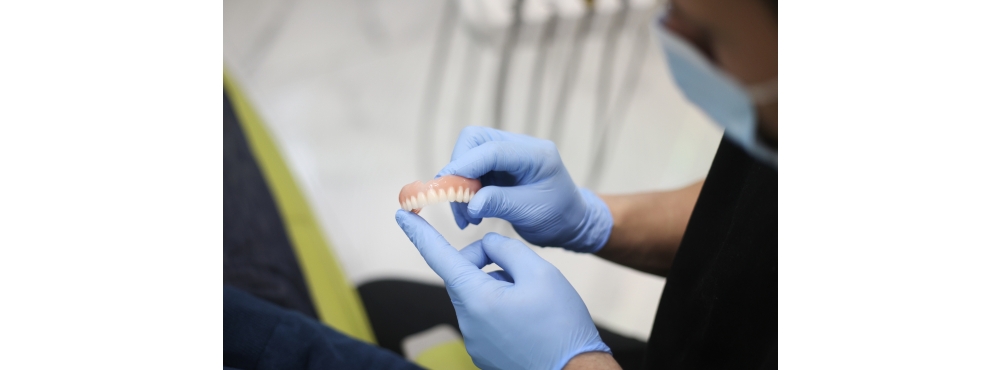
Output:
[398, 175, 483, 214]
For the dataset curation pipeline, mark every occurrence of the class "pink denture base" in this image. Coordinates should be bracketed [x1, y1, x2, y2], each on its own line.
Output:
[398, 175, 483, 214]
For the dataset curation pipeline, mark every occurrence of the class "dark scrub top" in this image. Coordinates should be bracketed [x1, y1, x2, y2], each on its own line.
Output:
[644, 137, 778, 369]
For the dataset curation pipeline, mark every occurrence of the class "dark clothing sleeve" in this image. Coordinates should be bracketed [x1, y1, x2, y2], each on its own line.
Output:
[644, 137, 778, 369]
[224, 286, 422, 370]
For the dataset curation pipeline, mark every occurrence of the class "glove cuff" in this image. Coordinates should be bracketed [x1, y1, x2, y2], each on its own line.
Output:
[552, 342, 613, 370]
[561, 187, 613, 254]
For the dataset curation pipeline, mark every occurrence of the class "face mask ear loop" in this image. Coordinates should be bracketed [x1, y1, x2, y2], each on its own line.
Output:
[745, 78, 778, 105]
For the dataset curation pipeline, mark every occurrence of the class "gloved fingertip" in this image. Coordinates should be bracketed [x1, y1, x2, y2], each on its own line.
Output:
[451, 203, 470, 229]
[469, 217, 483, 225]
[483, 232, 504, 243]
[467, 186, 502, 218]
[434, 167, 453, 179]
[467, 200, 484, 218]
[396, 210, 426, 233]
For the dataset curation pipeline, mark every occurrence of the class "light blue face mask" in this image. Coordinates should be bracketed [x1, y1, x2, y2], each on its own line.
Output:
[654, 17, 778, 168]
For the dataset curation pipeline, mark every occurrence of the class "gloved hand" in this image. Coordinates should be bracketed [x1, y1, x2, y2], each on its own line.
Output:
[438, 126, 613, 253]
[395, 210, 611, 370]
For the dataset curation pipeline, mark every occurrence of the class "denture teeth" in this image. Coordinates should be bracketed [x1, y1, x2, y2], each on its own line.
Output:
[417, 192, 427, 208]
[398, 175, 485, 212]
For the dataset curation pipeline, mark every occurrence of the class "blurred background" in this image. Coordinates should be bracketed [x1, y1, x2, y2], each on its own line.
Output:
[224, 0, 722, 341]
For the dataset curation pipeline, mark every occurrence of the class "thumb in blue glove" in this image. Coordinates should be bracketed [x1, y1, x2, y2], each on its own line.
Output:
[395, 209, 611, 370]
[438, 126, 612, 253]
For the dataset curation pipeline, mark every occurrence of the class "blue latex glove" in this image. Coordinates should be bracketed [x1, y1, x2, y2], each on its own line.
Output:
[395, 210, 611, 370]
[438, 126, 613, 253]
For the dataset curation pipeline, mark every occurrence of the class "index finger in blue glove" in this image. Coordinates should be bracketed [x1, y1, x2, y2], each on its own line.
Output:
[436, 140, 552, 181]
[441, 139, 536, 229]
[446, 126, 527, 166]
[395, 210, 491, 289]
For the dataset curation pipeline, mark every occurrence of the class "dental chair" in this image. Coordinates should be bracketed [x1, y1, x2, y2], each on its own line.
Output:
[224, 71, 477, 369]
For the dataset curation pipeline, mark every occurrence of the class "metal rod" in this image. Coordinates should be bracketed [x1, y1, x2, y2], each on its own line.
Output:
[453, 39, 484, 135]
[493, 0, 526, 130]
[593, 1, 629, 139]
[417, 0, 459, 174]
[524, 10, 559, 137]
[586, 17, 651, 187]
[548, 2, 595, 145]
[243, 0, 300, 76]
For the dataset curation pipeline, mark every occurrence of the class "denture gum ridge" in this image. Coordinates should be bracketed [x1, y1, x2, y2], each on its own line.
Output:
[398, 175, 483, 214]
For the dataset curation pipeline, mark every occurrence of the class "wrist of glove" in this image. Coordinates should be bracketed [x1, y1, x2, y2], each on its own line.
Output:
[557, 187, 613, 254]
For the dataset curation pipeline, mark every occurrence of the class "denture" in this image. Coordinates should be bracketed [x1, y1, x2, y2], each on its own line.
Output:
[398, 175, 482, 214]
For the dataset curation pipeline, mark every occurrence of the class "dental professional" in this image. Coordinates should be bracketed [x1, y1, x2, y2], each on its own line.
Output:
[395, 0, 777, 368]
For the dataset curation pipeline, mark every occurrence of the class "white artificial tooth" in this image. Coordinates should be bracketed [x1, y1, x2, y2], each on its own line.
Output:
[404, 199, 413, 210]
[427, 189, 439, 203]
[456, 187, 464, 202]
[438, 189, 446, 202]
[447, 187, 456, 202]
[417, 192, 427, 208]
[410, 196, 418, 210]
[464, 188, 472, 202]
